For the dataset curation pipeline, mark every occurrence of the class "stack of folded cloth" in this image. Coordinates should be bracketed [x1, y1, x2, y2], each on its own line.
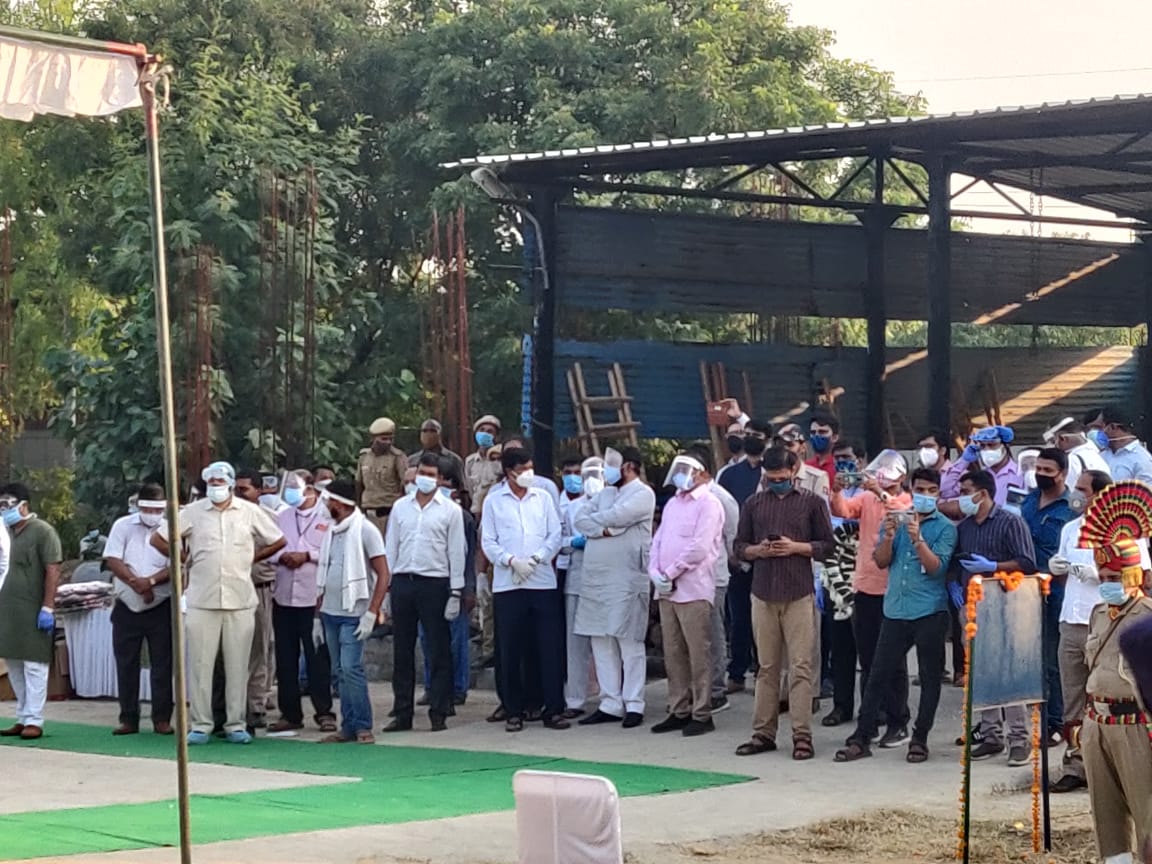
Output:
[54, 581, 114, 615]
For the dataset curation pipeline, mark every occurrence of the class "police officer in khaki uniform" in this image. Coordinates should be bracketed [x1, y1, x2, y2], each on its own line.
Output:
[464, 414, 503, 517]
[1081, 537, 1152, 864]
[356, 418, 408, 535]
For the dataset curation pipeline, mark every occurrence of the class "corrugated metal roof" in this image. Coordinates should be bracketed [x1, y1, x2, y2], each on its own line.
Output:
[446, 94, 1152, 222]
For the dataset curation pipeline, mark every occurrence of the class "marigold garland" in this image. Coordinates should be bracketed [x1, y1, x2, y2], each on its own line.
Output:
[1031, 704, 1042, 853]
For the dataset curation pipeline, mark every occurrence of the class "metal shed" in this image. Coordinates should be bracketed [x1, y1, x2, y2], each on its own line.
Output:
[448, 96, 1152, 472]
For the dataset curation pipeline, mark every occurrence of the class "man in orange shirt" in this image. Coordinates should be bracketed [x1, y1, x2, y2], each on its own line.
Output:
[829, 451, 913, 747]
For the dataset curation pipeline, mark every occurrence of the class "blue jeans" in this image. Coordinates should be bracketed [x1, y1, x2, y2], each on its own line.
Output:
[1043, 581, 1065, 735]
[420, 613, 470, 697]
[322, 613, 373, 737]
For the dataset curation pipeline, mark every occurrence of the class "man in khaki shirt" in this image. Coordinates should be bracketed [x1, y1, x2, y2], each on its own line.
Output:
[154, 461, 284, 745]
[355, 417, 408, 534]
[464, 414, 503, 516]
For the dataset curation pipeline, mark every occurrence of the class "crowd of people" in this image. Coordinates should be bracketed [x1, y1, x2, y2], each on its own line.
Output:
[2, 404, 1152, 860]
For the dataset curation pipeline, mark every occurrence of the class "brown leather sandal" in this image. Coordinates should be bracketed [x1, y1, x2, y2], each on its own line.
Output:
[792, 736, 815, 761]
[735, 734, 777, 756]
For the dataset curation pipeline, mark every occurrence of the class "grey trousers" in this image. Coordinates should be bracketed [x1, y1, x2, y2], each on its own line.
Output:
[979, 704, 1029, 747]
[1058, 622, 1090, 779]
[711, 586, 728, 699]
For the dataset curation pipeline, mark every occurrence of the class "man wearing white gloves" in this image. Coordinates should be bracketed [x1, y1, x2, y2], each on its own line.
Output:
[1047, 469, 1150, 793]
[316, 479, 392, 744]
[154, 462, 285, 746]
[383, 454, 465, 733]
[480, 446, 566, 733]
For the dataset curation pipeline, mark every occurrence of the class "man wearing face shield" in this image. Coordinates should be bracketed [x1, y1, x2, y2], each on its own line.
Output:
[574, 446, 656, 728]
[153, 462, 286, 745]
[649, 454, 726, 736]
[941, 425, 1022, 510]
[104, 482, 174, 736]
[268, 470, 336, 734]
[1045, 417, 1108, 491]
[0, 483, 59, 741]
[356, 417, 409, 535]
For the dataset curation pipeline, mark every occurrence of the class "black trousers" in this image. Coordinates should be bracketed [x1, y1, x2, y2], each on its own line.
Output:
[111, 599, 174, 728]
[949, 600, 965, 677]
[851, 611, 949, 746]
[494, 588, 564, 718]
[829, 614, 858, 718]
[853, 592, 909, 728]
[391, 573, 453, 721]
[272, 603, 333, 724]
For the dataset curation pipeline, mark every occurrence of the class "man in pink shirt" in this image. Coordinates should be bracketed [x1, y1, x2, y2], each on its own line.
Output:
[269, 470, 336, 734]
[649, 454, 726, 738]
[830, 451, 913, 745]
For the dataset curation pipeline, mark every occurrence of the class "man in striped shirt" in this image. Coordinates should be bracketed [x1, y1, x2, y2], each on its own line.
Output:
[733, 447, 833, 761]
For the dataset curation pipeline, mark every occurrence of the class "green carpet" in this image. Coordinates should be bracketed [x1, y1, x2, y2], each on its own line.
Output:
[0, 718, 752, 859]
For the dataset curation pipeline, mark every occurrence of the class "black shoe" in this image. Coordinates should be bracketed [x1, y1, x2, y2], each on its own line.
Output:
[1051, 773, 1088, 793]
[710, 696, 730, 713]
[429, 714, 447, 733]
[543, 714, 571, 730]
[651, 714, 692, 734]
[878, 727, 910, 749]
[622, 712, 644, 729]
[682, 718, 715, 737]
[970, 740, 1005, 761]
[382, 718, 413, 733]
[578, 709, 623, 726]
[822, 709, 849, 727]
[486, 706, 508, 723]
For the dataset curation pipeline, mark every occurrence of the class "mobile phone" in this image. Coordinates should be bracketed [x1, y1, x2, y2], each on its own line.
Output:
[894, 510, 915, 525]
[1004, 485, 1028, 516]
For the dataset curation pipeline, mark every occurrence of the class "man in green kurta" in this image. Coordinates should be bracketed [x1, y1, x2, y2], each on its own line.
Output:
[0, 483, 63, 740]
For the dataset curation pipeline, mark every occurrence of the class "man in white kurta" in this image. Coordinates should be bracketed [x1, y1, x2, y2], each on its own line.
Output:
[574, 448, 655, 727]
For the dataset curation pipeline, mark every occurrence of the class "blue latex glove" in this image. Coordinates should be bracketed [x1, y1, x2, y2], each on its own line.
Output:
[962, 442, 981, 462]
[959, 554, 997, 574]
[571, 535, 586, 550]
[815, 587, 826, 613]
[36, 607, 55, 631]
[947, 582, 965, 609]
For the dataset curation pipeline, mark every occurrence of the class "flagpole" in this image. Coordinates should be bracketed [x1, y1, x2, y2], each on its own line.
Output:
[140, 61, 193, 864]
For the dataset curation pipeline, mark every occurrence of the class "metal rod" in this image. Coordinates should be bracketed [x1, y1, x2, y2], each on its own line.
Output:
[543, 176, 1141, 229]
[707, 163, 767, 193]
[961, 623, 975, 864]
[142, 68, 193, 864]
[0, 23, 148, 58]
[951, 176, 981, 199]
[885, 158, 930, 207]
[770, 163, 825, 200]
[829, 157, 874, 201]
[984, 180, 1034, 217]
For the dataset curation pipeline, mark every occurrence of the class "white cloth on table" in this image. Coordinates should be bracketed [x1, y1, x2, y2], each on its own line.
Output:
[61, 605, 152, 700]
[514, 770, 622, 864]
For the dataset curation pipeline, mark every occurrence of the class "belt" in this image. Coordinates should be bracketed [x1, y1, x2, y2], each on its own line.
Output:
[1091, 698, 1141, 717]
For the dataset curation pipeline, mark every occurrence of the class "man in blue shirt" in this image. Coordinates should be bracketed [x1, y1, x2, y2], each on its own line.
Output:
[833, 468, 956, 764]
[718, 418, 772, 693]
[1019, 447, 1077, 743]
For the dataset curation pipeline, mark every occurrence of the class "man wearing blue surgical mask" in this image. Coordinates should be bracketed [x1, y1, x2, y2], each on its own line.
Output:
[465, 414, 503, 516]
[806, 412, 840, 487]
[1092, 406, 1152, 485]
[834, 468, 957, 764]
[951, 469, 1037, 766]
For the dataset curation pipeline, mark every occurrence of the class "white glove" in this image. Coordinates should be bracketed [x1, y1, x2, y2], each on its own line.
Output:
[355, 609, 378, 641]
[1069, 562, 1098, 582]
[510, 557, 535, 583]
[650, 574, 674, 595]
[312, 617, 325, 648]
[1048, 555, 1071, 576]
[179, 594, 187, 615]
[445, 595, 461, 621]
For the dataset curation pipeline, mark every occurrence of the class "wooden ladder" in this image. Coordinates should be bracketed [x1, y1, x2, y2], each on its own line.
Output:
[566, 362, 640, 456]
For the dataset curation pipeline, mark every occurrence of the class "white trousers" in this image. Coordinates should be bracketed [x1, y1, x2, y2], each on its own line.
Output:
[5, 659, 49, 727]
[590, 635, 646, 716]
[187, 607, 255, 734]
[564, 595, 593, 711]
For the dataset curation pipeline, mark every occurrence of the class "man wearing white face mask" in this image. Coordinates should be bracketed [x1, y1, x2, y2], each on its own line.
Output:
[1044, 417, 1108, 491]
[153, 462, 286, 746]
[916, 431, 952, 475]
[104, 482, 174, 736]
[940, 426, 1022, 516]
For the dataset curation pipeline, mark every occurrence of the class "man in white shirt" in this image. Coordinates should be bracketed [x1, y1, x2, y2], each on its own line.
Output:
[574, 447, 656, 729]
[154, 462, 285, 746]
[104, 482, 173, 736]
[383, 453, 466, 733]
[1091, 406, 1152, 484]
[480, 446, 566, 732]
[1045, 417, 1109, 491]
[1048, 468, 1151, 793]
[558, 455, 593, 718]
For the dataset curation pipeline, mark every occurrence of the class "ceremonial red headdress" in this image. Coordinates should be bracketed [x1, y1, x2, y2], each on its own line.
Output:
[1079, 481, 1152, 591]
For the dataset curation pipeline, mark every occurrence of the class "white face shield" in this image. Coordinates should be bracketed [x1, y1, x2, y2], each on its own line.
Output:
[864, 449, 908, 485]
[1018, 448, 1040, 489]
[663, 455, 705, 493]
[1043, 417, 1075, 447]
[201, 461, 236, 488]
[581, 458, 606, 496]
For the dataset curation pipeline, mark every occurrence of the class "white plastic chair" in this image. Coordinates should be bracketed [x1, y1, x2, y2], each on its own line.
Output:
[513, 770, 623, 864]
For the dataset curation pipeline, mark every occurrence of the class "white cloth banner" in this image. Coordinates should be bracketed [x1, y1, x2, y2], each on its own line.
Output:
[0, 35, 141, 121]
[61, 606, 151, 701]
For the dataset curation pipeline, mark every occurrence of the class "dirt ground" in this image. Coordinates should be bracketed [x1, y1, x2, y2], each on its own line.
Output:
[620, 808, 1097, 864]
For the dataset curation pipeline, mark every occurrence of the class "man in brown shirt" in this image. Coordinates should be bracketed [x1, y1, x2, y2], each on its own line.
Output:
[355, 417, 408, 534]
[733, 447, 833, 761]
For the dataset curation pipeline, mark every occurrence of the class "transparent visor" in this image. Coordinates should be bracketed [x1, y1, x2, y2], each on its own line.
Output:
[863, 449, 908, 484]
[663, 456, 704, 490]
[1017, 448, 1040, 474]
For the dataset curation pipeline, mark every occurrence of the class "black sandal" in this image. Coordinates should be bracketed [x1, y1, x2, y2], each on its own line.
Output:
[505, 717, 524, 733]
[907, 741, 929, 763]
[792, 736, 815, 761]
[735, 734, 777, 756]
[486, 706, 507, 723]
[834, 740, 872, 762]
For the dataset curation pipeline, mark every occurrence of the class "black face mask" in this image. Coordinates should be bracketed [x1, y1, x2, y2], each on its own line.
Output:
[726, 435, 744, 454]
[743, 437, 766, 457]
[1036, 474, 1058, 492]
